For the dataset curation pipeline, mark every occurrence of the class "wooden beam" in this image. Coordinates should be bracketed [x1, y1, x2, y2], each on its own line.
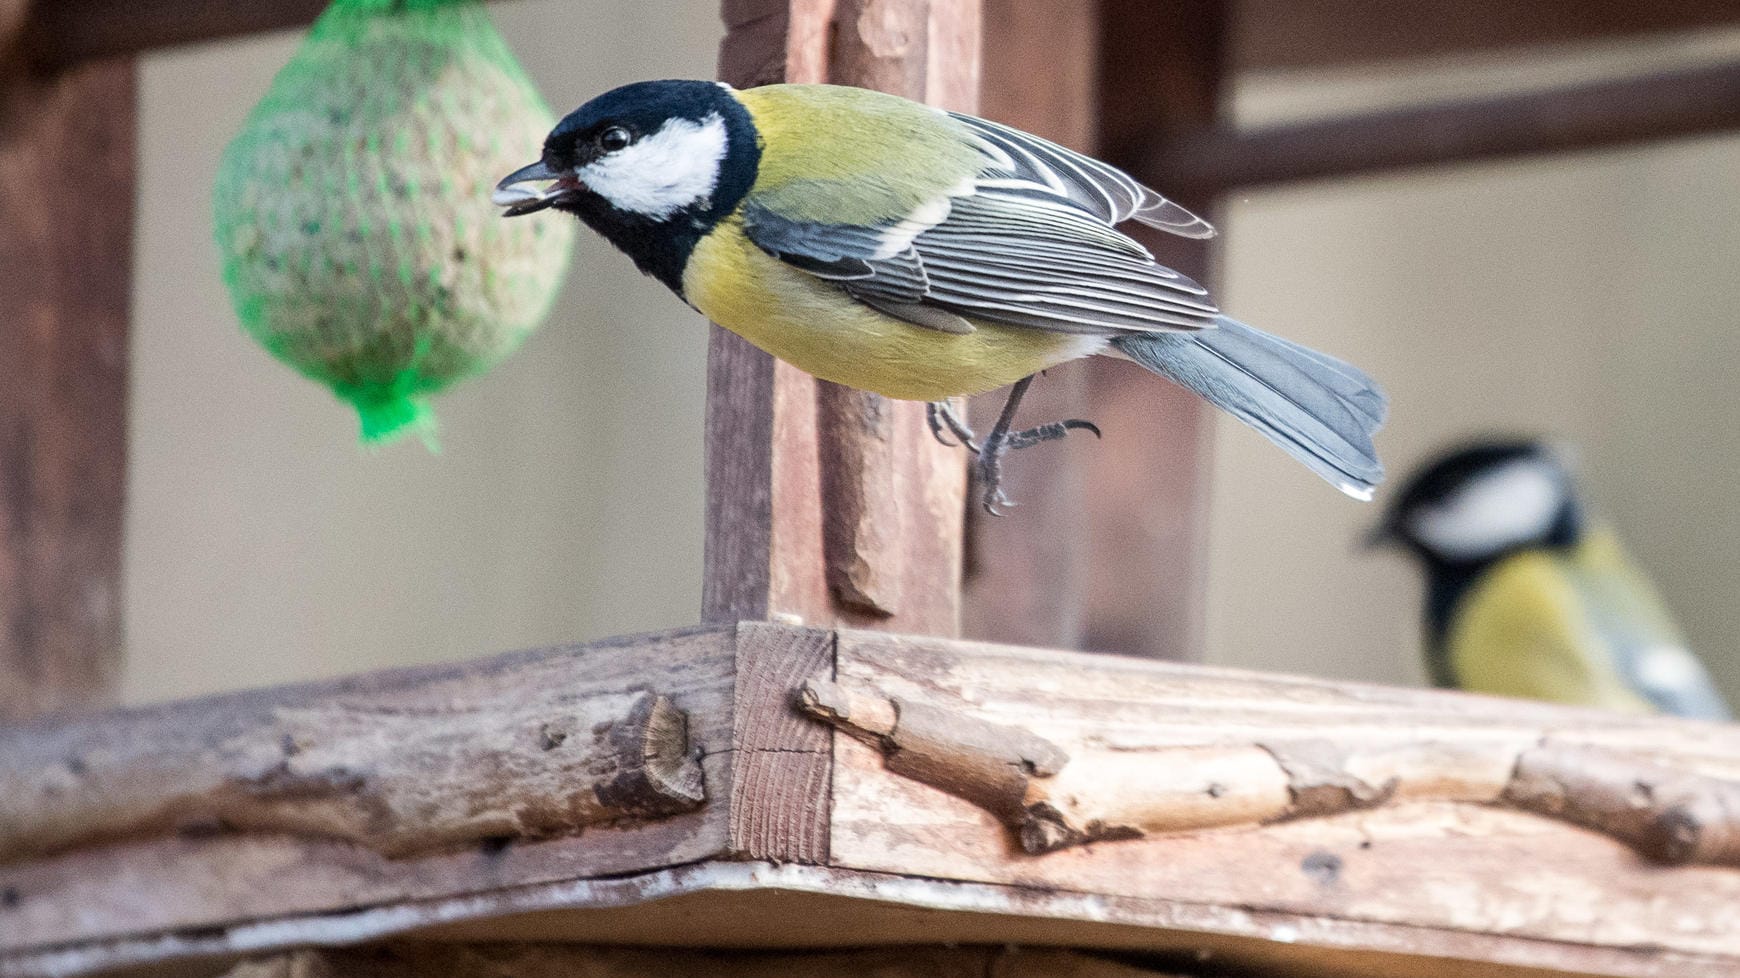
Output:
[0, 58, 133, 722]
[706, 1, 971, 635]
[1235, 0, 1740, 73]
[1079, 0, 1227, 661]
[15, 1, 329, 69]
[1142, 60, 1740, 197]
[9, 625, 1740, 978]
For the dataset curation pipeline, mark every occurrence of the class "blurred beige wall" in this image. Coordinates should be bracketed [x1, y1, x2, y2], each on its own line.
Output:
[125, 0, 722, 703]
[1205, 34, 1740, 702]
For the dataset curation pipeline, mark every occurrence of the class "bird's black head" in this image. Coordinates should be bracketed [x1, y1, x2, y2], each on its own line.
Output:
[1368, 437, 1583, 570]
[494, 79, 761, 294]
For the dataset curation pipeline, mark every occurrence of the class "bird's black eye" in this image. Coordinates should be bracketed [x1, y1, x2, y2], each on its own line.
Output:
[598, 126, 632, 152]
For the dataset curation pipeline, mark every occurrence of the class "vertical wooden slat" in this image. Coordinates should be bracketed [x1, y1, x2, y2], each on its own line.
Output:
[709, 0, 974, 637]
[1081, 0, 1227, 661]
[0, 57, 135, 722]
[960, 0, 1098, 651]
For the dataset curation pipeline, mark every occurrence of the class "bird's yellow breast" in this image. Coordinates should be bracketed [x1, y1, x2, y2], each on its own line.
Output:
[1444, 539, 1656, 713]
[683, 216, 1103, 401]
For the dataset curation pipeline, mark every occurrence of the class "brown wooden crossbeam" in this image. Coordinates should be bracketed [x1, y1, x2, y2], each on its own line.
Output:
[1137, 60, 1740, 196]
[6, 624, 1740, 978]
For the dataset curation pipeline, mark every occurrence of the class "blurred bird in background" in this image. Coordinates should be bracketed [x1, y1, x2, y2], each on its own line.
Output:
[494, 80, 1387, 512]
[1370, 438, 1730, 719]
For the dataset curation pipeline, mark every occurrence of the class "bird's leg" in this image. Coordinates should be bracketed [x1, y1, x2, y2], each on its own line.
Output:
[976, 376, 1103, 515]
[926, 399, 980, 453]
[976, 377, 1033, 515]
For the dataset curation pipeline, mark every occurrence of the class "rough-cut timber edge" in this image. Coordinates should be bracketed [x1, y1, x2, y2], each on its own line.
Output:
[726, 623, 834, 863]
[0, 646, 711, 863]
[209, 944, 1194, 978]
[799, 677, 1740, 865]
[0, 57, 133, 723]
[705, 0, 969, 636]
[6, 862, 1735, 978]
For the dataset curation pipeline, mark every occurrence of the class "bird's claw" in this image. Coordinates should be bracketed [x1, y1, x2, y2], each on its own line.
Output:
[926, 400, 981, 453]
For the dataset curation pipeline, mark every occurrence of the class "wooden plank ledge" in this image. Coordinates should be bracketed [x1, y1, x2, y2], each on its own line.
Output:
[5, 625, 1740, 978]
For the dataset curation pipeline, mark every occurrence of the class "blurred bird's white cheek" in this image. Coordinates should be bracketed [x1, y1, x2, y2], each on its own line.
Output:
[1408, 459, 1562, 560]
[581, 113, 728, 220]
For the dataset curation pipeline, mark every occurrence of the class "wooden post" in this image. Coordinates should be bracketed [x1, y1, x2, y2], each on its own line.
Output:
[708, 0, 974, 636]
[1079, 0, 1227, 661]
[0, 49, 135, 722]
[964, 0, 1228, 660]
[959, 0, 1098, 650]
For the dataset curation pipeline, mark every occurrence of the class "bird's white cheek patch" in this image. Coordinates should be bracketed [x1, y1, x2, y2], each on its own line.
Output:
[1409, 458, 1563, 560]
[580, 113, 728, 220]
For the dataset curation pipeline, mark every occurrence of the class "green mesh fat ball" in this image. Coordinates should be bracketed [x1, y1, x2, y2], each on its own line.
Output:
[213, 0, 573, 444]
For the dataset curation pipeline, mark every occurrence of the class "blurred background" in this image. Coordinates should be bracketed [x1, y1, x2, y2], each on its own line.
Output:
[119, 0, 1740, 706]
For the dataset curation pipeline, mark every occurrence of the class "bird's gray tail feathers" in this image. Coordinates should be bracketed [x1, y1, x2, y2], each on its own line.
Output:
[1113, 316, 1389, 499]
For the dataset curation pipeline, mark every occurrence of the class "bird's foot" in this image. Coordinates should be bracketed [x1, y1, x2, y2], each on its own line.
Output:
[926, 400, 981, 453]
[1003, 418, 1101, 451]
[975, 417, 1101, 516]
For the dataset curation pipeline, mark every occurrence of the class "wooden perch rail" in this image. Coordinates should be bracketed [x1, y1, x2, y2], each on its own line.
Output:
[800, 677, 1740, 865]
[0, 689, 702, 861]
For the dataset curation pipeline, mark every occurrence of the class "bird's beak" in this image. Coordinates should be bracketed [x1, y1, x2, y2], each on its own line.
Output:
[493, 160, 580, 217]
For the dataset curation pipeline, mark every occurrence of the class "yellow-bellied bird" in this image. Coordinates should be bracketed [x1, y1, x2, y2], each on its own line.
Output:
[494, 81, 1387, 512]
[1371, 439, 1729, 719]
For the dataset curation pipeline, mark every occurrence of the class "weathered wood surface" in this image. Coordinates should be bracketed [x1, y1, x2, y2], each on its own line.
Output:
[0, 57, 133, 723]
[708, 0, 971, 636]
[726, 623, 833, 863]
[9, 626, 1740, 978]
[213, 945, 1192, 978]
[0, 627, 737, 952]
[0, 682, 704, 863]
[804, 674, 1740, 865]
[9, 861, 1717, 978]
[1143, 59, 1740, 198]
[823, 631, 1740, 974]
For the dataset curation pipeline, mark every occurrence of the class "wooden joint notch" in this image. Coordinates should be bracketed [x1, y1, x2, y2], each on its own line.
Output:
[799, 679, 1740, 868]
[0, 690, 705, 862]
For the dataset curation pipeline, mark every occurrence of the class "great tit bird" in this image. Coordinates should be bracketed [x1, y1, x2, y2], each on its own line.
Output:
[1370, 439, 1730, 719]
[495, 80, 1387, 510]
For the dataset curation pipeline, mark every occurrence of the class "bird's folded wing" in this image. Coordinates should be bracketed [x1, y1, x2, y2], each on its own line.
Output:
[742, 181, 1220, 336]
[948, 112, 1215, 239]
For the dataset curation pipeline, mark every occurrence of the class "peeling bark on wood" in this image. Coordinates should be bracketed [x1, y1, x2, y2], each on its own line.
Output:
[800, 671, 1740, 866]
[0, 626, 736, 956]
[0, 682, 704, 862]
[824, 631, 1740, 964]
[1505, 743, 1740, 867]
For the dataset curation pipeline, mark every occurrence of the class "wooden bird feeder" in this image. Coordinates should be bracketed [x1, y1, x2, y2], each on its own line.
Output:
[7, 2, 1740, 977]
